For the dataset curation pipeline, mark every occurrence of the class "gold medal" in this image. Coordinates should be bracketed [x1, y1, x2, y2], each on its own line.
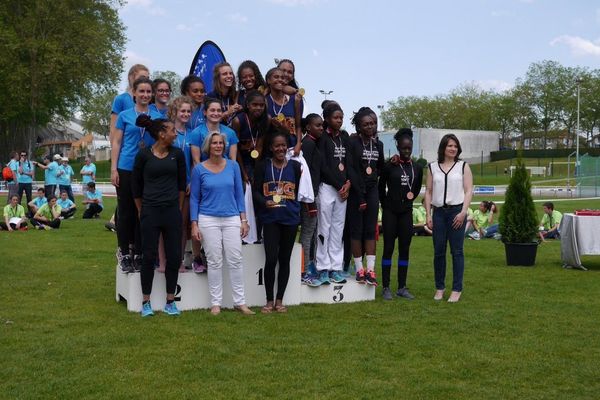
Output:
[366, 166, 372, 175]
[250, 149, 259, 159]
[298, 88, 305, 96]
[258, 85, 266, 94]
[138, 141, 146, 149]
[407, 192, 414, 200]
[276, 113, 285, 122]
[273, 194, 282, 204]
[338, 163, 345, 172]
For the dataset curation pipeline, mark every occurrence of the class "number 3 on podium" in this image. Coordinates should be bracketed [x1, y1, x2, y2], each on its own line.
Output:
[333, 285, 344, 302]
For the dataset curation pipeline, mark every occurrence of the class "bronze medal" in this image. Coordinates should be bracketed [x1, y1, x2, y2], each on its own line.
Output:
[250, 149, 259, 159]
[338, 163, 345, 172]
[273, 194, 282, 204]
[276, 113, 285, 122]
[298, 88, 305, 96]
[407, 192, 414, 200]
[366, 166, 373, 175]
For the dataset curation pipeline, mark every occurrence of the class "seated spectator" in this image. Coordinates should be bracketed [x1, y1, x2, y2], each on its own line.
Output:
[464, 207, 475, 237]
[1, 195, 28, 231]
[539, 201, 562, 242]
[469, 201, 499, 240]
[28, 188, 47, 218]
[413, 199, 432, 236]
[57, 190, 77, 219]
[82, 182, 103, 219]
[32, 195, 62, 230]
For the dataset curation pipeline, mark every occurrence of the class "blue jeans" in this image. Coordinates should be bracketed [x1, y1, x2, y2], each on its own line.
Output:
[432, 205, 466, 292]
[484, 224, 499, 238]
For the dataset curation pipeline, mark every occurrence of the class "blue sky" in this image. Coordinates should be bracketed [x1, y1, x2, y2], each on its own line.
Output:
[119, 0, 600, 128]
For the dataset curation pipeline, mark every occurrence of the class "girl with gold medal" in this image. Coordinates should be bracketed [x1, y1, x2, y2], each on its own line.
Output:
[252, 131, 302, 313]
[264, 67, 303, 156]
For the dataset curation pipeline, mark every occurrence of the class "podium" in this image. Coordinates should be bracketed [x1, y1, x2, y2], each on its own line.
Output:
[116, 243, 375, 312]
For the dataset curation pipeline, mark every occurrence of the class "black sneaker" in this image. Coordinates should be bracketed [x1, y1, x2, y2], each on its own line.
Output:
[133, 255, 143, 272]
[396, 287, 415, 300]
[120, 255, 134, 273]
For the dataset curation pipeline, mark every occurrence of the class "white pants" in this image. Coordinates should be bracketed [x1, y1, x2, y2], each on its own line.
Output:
[198, 214, 246, 307]
[315, 183, 347, 271]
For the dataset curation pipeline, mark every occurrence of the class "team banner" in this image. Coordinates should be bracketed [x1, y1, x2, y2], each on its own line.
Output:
[189, 40, 226, 94]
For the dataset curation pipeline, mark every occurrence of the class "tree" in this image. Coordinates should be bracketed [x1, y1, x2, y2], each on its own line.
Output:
[151, 70, 183, 97]
[499, 159, 538, 243]
[0, 0, 126, 160]
[81, 88, 117, 138]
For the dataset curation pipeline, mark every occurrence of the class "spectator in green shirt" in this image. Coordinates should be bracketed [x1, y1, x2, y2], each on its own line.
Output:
[539, 201, 562, 241]
[31, 195, 62, 230]
[413, 199, 432, 236]
[1, 195, 28, 231]
[469, 201, 499, 240]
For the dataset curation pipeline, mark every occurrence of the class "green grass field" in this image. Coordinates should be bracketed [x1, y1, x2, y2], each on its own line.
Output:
[1, 197, 600, 399]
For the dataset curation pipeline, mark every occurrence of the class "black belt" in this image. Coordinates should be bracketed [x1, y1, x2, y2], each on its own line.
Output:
[434, 203, 463, 209]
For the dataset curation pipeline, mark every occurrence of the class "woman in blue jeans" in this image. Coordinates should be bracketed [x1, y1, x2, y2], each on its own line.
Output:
[424, 134, 473, 303]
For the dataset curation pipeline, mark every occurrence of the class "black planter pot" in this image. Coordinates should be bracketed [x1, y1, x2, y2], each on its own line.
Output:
[504, 242, 538, 266]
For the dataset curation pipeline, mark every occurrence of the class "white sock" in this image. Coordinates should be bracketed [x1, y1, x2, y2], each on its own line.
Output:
[354, 257, 364, 272]
[366, 255, 376, 271]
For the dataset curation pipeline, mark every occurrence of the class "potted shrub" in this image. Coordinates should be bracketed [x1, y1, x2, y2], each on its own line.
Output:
[498, 160, 539, 266]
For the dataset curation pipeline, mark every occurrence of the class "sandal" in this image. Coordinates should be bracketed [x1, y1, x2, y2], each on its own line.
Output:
[274, 304, 288, 313]
[261, 305, 274, 314]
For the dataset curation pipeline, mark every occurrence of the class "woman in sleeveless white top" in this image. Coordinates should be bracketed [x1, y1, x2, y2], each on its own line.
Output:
[424, 134, 473, 303]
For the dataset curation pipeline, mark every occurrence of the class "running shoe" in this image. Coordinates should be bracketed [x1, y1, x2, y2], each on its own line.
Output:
[304, 273, 323, 287]
[105, 221, 116, 232]
[120, 255, 134, 274]
[318, 270, 331, 285]
[396, 287, 415, 300]
[365, 270, 378, 286]
[355, 268, 366, 284]
[133, 254, 143, 272]
[192, 257, 206, 273]
[382, 287, 393, 300]
[305, 261, 318, 277]
[163, 302, 181, 316]
[340, 269, 352, 278]
[141, 302, 154, 317]
[329, 270, 347, 284]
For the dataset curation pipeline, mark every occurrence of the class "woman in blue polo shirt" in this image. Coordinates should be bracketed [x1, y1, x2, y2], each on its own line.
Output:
[110, 64, 149, 144]
[16, 150, 35, 205]
[252, 131, 301, 313]
[57, 158, 75, 202]
[111, 76, 161, 273]
[189, 98, 238, 164]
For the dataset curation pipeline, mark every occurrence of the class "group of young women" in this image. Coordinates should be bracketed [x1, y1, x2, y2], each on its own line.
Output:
[110, 60, 473, 317]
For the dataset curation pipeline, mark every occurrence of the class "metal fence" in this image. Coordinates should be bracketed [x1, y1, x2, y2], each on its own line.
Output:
[577, 154, 600, 197]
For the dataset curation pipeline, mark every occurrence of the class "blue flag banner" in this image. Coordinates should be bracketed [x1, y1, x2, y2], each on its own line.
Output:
[189, 40, 226, 94]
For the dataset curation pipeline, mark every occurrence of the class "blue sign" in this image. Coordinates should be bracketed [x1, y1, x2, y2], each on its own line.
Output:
[189, 40, 226, 94]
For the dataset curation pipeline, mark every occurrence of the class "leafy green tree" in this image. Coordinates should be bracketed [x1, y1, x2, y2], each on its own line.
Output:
[81, 88, 117, 138]
[151, 70, 183, 97]
[0, 0, 126, 160]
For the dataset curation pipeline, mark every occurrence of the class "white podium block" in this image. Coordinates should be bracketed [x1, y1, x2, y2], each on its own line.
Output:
[301, 279, 376, 304]
[116, 243, 302, 312]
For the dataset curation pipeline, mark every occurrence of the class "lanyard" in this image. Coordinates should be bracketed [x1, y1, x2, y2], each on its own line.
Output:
[398, 161, 414, 192]
[245, 114, 258, 149]
[176, 128, 187, 149]
[270, 94, 286, 116]
[328, 129, 343, 163]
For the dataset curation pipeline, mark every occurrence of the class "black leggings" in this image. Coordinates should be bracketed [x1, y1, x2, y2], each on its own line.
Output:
[140, 205, 182, 296]
[17, 183, 32, 205]
[31, 217, 61, 229]
[0, 221, 27, 230]
[347, 184, 379, 240]
[60, 208, 76, 219]
[262, 222, 298, 302]
[381, 208, 413, 289]
[83, 203, 102, 219]
[116, 169, 141, 256]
